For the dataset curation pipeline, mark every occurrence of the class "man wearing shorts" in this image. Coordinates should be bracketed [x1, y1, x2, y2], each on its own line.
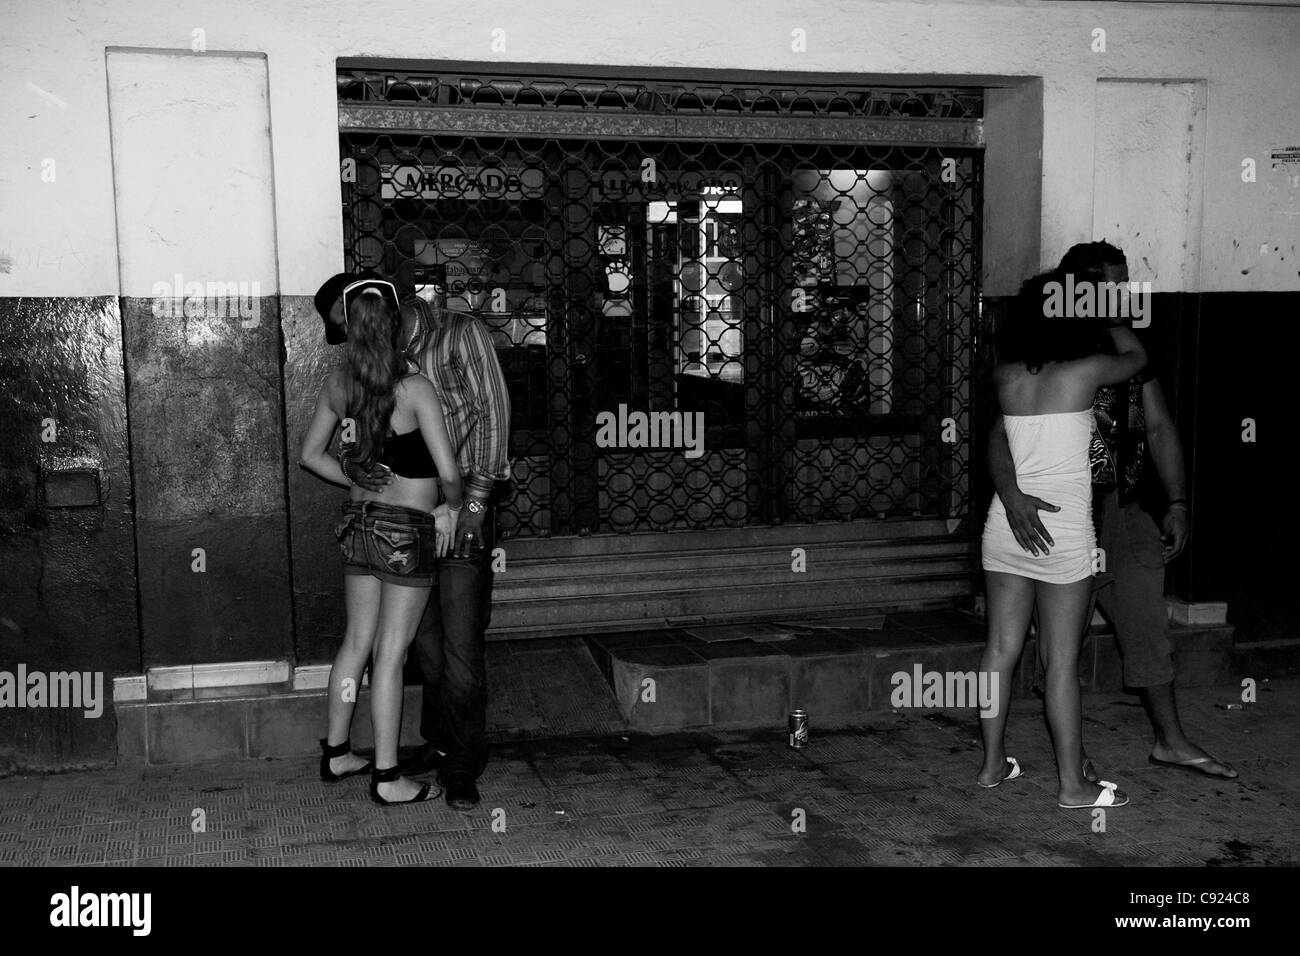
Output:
[988, 241, 1237, 781]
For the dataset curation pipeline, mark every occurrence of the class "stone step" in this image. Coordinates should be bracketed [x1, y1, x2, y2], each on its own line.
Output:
[492, 573, 975, 635]
[494, 553, 973, 603]
[588, 617, 1245, 733]
[1231, 636, 1300, 683]
[495, 536, 971, 581]
[115, 638, 625, 766]
[486, 520, 973, 639]
[112, 617, 1265, 766]
[497, 518, 958, 560]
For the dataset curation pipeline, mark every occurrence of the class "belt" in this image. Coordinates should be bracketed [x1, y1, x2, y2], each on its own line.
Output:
[339, 500, 435, 527]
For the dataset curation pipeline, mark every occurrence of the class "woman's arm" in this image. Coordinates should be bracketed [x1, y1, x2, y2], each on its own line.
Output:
[988, 414, 1018, 500]
[1085, 323, 1147, 387]
[407, 376, 464, 509]
[299, 374, 350, 487]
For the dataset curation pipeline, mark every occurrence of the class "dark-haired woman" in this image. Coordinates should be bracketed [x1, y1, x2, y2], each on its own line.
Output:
[979, 271, 1145, 809]
[300, 290, 464, 805]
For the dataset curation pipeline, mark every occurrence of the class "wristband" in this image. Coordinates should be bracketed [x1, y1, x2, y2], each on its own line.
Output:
[1167, 498, 1188, 510]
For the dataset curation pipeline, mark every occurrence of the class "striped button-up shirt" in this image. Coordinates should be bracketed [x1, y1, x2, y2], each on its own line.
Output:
[401, 295, 512, 501]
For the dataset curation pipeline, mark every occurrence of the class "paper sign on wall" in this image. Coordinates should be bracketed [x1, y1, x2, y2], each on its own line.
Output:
[1270, 146, 1300, 170]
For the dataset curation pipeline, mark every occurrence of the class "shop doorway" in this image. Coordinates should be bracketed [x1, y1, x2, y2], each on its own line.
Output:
[337, 67, 983, 551]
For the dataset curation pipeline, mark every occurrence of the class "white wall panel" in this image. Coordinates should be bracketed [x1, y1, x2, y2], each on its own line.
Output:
[106, 51, 278, 297]
[0, 0, 1296, 295]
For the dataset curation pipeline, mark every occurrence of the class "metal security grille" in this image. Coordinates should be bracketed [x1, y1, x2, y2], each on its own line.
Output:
[336, 68, 983, 120]
[338, 69, 982, 541]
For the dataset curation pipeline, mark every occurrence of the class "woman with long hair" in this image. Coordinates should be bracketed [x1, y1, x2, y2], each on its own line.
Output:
[299, 282, 464, 805]
[979, 270, 1145, 809]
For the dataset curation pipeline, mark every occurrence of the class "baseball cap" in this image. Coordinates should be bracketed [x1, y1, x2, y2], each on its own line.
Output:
[314, 270, 384, 345]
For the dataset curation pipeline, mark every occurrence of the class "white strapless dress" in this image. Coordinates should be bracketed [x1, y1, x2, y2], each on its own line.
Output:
[981, 411, 1097, 584]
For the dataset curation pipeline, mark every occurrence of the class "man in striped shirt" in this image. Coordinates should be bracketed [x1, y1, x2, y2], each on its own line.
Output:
[316, 272, 512, 810]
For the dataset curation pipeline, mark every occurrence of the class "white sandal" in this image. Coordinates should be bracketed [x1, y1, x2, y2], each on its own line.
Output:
[1059, 779, 1130, 809]
[977, 756, 1023, 789]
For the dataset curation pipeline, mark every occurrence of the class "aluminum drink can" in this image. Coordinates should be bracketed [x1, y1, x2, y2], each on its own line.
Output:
[788, 709, 810, 748]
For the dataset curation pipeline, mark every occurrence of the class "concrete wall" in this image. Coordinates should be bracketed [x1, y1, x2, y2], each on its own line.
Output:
[2, 0, 1297, 300]
[2, 0, 1297, 765]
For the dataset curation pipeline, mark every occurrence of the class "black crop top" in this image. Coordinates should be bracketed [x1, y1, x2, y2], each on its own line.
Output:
[377, 429, 438, 479]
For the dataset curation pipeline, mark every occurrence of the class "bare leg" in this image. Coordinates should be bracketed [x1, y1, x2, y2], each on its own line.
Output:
[1033, 595, 1102, 782]
[371, 581, 434, 802]
[325, 574, 382, 776]
[1038, 578, 1127, 806]
[1143, 681, 1238, 778]
[1079, 588, 1101, 782]
[978, 571, 1035, 786]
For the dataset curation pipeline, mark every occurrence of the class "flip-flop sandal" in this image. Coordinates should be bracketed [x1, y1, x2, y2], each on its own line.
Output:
[1148, 754, 1238, 779]
[1083, 757, 1098, 783]
[1059, 780, 1129, 809]
[977, 756, 1023, 789]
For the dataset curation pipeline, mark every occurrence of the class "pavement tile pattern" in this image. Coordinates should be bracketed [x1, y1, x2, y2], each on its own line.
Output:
[1, 680, 1294, 867]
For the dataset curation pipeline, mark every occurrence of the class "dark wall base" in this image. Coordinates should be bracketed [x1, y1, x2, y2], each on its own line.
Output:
[0, 296, 138, 769]
[0, 707, 119, 775]
[135, 514, 293, 666]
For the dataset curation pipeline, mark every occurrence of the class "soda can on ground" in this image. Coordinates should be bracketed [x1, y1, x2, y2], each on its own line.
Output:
[788, 709, 810, 748]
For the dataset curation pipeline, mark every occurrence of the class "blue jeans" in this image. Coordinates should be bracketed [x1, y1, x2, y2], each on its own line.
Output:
[413, 510, 495, 779]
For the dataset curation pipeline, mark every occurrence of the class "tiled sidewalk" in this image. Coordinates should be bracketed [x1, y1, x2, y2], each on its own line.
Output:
[1, 679, 1295, 866]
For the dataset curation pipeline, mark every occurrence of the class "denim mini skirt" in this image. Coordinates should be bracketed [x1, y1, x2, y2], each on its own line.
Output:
[334, 500, 438, 587]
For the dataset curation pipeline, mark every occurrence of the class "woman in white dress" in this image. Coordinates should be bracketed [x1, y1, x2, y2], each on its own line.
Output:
[979, 271, 1146, 809]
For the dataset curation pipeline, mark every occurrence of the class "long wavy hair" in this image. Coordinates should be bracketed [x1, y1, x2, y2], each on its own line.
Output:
[996, 270, 1108, 374]
[343, 292, 405, 471]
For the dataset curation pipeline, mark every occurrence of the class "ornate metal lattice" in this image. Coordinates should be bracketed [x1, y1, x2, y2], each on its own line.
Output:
[337, 69, 984, 120]
[339, 70, 982, 540]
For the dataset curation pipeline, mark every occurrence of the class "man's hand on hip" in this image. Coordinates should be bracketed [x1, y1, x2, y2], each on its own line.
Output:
[1003, 489, 1060, 556]
[454, 505, 487, 558]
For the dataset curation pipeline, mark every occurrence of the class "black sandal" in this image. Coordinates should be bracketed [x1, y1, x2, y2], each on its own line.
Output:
[320, 738, 374, 783]
[370, 765, 439, 806]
